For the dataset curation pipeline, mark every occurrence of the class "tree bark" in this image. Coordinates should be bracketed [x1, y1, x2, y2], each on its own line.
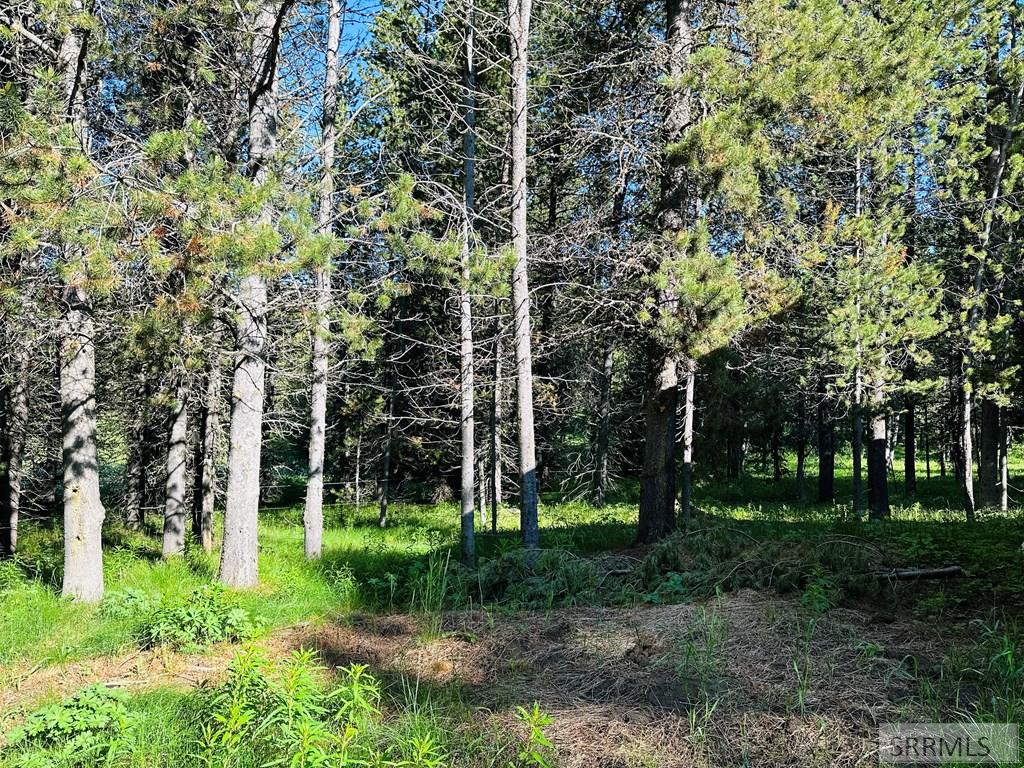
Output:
[638, 0, 692, 543]
[978, 398, 999, 508]
[508, 0, 538, 549]
[904, 395, 916, 495]
[219, 0, 291, 587]
[192, 356, 220, 552]
[867, 386, 890, 520]
[594, 337, 614, 507]
[852, 369, 864, 520]
[57, 3, 103, 602]
[59, 287, 105, 602]
[638, 352, 678, 542]
[961, 388, 976, 520]
[796, 391, 807, 504]
[378, 371, 396, 528]
[0, 334, 29, 557]
[490, 324, 503, 532]
[459, 0, 477, 567]
[304, 0, 342, 560]
[679, 358, 696, 523]
[124, 368, 150, 531]
[162, 378, 189, 558]
[999, 408, 1008, 512]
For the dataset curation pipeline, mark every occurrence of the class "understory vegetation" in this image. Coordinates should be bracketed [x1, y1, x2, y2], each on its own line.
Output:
[3, 467, 1023, 767]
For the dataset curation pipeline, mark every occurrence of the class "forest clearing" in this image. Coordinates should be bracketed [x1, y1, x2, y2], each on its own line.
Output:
[2, 0, 1024, 764]
[1, 475, 1023, 767]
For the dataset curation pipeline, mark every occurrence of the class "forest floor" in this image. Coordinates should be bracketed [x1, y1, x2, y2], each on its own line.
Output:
[2, 471, 1024, 766]
[1, 591, 967, 767]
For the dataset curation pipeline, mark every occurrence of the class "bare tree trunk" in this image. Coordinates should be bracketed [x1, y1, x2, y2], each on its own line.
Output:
[57, 4, 104, 602]
[594, 338, 614, 507]
[638, 352, 678, 542]
[867, 385, 890, 520]
[124, 368, 150, 531]
[796, 391, 807, 504]
[923, 403, 931, 480]
[219, 0, 291, 587]
[304, 0, 342, 560]
[978, 398, 999, 508]
[192, 356, 220, 552]
[508, 0, 538, 549]
[999, 409, 1008, 512]
[490, 325, 503, 532]
[162, 379, 188, 558]
[904, 395, 917, 495]
[378, 372, 395, 529]
[0, 335, 29, 557]
[962, 388, 976, 520]
[852, 369, 863, 520]
[459, 0, 477, 567]
[60, 287, 105, 602]
[679, 358, 696, 523]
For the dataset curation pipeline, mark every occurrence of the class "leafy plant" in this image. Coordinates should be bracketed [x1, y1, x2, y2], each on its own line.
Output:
[100, 588, 156, 620]
[140, 584, 259, 651]
[6, 684, 134, 766]
[513, 702, 554, 768]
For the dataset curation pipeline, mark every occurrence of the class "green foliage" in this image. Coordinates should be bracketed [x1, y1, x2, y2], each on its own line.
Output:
[139, 585, 259, 651]
[513, 703, 554, 768]
[6, 685, 134, 767]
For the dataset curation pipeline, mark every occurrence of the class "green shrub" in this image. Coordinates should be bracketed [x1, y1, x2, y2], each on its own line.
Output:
[100, 588, 156, 620]
[6, 684, 134, 766]
[0, 558, 27, 593]
[140, 584, 259, 651]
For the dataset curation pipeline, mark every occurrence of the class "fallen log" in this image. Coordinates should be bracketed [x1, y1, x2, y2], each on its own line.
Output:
[876, 566, 966, 581]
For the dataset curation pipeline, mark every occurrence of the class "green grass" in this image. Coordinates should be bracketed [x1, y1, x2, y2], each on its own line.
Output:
[3, 470, 1024, 767]
[3, 459, 1024, 672]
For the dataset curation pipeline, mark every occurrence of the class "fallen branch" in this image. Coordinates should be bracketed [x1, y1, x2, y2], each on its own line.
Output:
[876, 566, 965, 581]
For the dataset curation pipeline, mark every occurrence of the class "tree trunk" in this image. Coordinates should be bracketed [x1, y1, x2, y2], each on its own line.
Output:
[639, 0, 692, 543]
[304, 0, 341, 560]
[679, 358, 696, 523]
[999, 409, 1008, 512]
[508, 0, 538, 549]
[490, 325, 503, 532]
[638, 352, 678, 543]
[0, 334, 29, 557]
[852, 370, 863, 520]
[459, 0, 478, 567]
[593, 337, 614, 507]
[59, 287, 105, 603]
[57, 4, 103, 602]
[378, 372, 396, 528]
[867, 386, 890, 520]
[978, 398, 999, 508]
[904, 395, 916, 495]
[771, 427, 782, 482]
[162, 378, 189, 558]
[961, 387, 975, 520]
[192, 356, 220, 552]
[219, 0, 290, 587]
[796, 391, 806, 504]
[124, 368, 150, 531]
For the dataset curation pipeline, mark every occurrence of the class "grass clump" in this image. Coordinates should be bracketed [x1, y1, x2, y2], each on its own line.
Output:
[139, 585, 260, 651]
[639, 520, 880, 604]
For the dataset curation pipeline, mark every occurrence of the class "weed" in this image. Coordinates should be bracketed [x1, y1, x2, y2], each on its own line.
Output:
[140, 585, 260, 651]
[6, 684, 134, 766]
[513, 702, 554, 768]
